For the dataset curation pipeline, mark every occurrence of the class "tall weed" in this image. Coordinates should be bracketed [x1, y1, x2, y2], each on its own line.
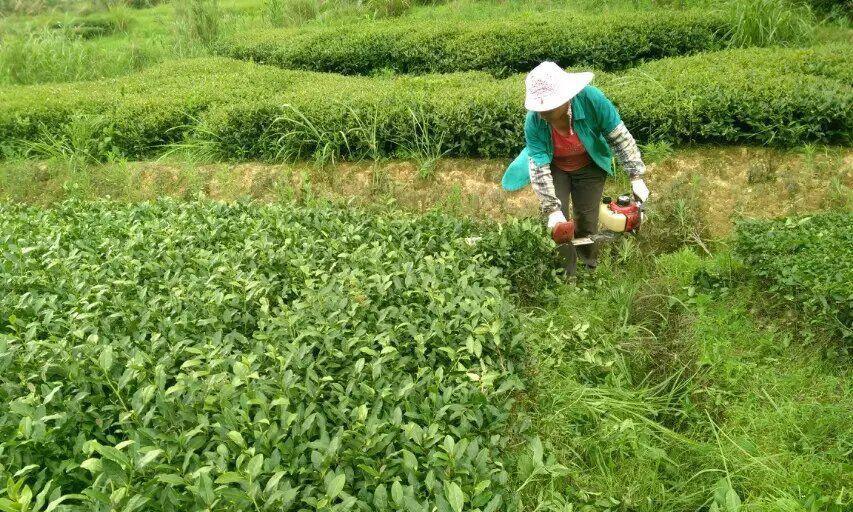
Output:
[174, 0, 221, 49]
[724, 0, 816, 46]
[264, 0, 287, 27]
[16, 115, 118, 169]
[0, 29, 167, 85]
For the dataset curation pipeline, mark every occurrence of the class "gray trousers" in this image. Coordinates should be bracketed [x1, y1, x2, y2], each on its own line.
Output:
[552, 164, 608, 275]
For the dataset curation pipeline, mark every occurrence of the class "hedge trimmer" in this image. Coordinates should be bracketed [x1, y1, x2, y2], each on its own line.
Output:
[463, 194, 644, 247]
[553, 194, 644, 246]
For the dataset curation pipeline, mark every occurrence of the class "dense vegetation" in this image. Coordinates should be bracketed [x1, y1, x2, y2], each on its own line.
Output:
[0, 1, 850, 510]
[1, 44, 850, 163]
[0, 198, 555, 511]
[217, 10, 733, 76]
[735, 211, 852, 342]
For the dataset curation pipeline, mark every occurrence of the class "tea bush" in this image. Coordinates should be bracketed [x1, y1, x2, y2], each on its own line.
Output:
[0, 45, 849, 160]
[605, 44, 853, 146]
[0, 198, 553, 510]
[49, 12, 130, 40]
[734, 211, 852, 341]
[216, 10, 733, 76]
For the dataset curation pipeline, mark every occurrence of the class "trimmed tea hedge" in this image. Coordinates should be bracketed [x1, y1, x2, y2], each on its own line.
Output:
[734, 212, 852, 342]
[605, 44, 853, 145]
[0, 45, 849, 161]
[216, 10, 733, 76]
[0, 198, 552, 510]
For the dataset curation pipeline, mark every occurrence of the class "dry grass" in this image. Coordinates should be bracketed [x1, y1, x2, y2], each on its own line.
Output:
[2, 146, 850, 237]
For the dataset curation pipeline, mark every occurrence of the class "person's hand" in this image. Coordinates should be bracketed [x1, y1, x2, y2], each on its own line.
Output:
[547, 210, 567, 230]
[631, 177, 649, 203]
[547, 211, 575, 244]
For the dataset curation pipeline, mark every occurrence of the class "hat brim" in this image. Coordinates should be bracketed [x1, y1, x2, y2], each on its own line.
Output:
[525, 71, 594, 112]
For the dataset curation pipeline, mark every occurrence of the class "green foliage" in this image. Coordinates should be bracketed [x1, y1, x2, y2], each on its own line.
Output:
[126, 0, 168, 7]
[0, 45, 850, 161]
[725, 0, 816, 47]
[798, 0, 852, 17]
[264, 0, 288, 27]
[0, 198, 551, 510]
[49, 9, 133, 39]
[518, 248, 852, 510]
[0, 29, 169, 85]
[734, 211, 852, 342]
[606, 44, 853, 146]
[0, 0, 63, 15]
[216, 9, 733, 76]
[279, 0, 322, 25]
[174, 0, 221, 49]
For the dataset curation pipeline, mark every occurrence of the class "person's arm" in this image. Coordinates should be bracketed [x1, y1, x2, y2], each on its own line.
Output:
[605, 122, 645, 179]
[529, 157, 569, 231]
[524, 112, 563, 218]
[588, 87, 650, 202]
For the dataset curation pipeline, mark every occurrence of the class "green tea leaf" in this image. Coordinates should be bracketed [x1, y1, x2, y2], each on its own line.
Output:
[445, 482, 464, 512]
[391, 481, 403, 506]
[326, 474, 345, 499]
[137, 449, 163, 469]
[98, 346, 113, 372]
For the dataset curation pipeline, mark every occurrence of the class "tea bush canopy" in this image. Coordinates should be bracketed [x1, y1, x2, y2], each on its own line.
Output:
[1, 44, 849, 162]
[0, 198, 554, 510]
[735, 211, 853, 342]
[216, 9, 734, 76]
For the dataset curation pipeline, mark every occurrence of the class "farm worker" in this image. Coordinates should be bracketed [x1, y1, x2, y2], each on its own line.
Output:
[501, 61, 650, 277]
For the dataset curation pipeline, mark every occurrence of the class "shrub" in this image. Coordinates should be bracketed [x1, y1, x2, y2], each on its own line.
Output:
[734, 211, 852, 342]
[0, 45, 849, 161]
[0, 198, 546, 510]
[605, 44, 853, 146]
[216, 10, 734, 76]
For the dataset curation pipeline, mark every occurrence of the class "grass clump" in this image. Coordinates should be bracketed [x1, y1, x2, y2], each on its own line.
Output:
[174, 0, 222, 49]
[0, 28, 168, 85]
[515, 247, 851, 510]
[724, 0, 817, 47]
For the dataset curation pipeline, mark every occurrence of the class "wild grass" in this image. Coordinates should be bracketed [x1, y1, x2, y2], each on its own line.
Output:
[398, 105, 456, 180]
[0, 28, 168, 84]
[513, 247, 851, 510]
[264, 0, 287, 27]
[724, 0, 817, 46]
[11, 114, 116, 169]
[173, 0, 221, 49]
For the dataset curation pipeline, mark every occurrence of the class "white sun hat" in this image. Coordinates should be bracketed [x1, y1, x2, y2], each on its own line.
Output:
[524, 61, 594, 112]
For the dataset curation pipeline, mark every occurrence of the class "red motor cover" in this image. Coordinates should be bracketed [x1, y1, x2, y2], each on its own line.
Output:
[551, 219, 575, 244]
[609, 200, 641, 232]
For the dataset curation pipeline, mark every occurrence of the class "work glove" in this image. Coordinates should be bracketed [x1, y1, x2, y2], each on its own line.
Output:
[547, 211, 575, 244]
[631, 177, 649, 203]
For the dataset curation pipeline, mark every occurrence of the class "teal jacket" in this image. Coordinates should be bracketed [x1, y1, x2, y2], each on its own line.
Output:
[502, 85, 622, 191]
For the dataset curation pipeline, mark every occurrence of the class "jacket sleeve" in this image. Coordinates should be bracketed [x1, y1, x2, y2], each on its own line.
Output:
[524, 112, 562, 215]
[586, 86, 646, 178]
[528, 158, 562, 215]
[605, 122, 646, 179]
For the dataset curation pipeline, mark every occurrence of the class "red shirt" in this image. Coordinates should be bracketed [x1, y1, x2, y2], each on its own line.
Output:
[551, 125, 592, 172]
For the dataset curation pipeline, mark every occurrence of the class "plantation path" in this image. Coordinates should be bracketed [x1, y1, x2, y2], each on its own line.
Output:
[5, 146, 850, 238]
